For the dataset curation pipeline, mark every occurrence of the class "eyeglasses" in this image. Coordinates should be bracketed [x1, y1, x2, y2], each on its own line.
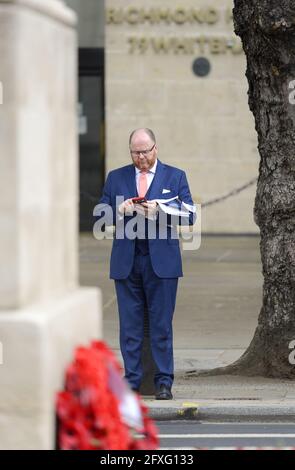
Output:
[130, 144, 155, 157]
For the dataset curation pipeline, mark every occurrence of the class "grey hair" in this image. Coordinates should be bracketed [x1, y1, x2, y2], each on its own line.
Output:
[129, 128, 156, 147]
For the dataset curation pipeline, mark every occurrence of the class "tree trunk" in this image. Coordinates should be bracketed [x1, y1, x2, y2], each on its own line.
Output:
[187, 0, 295, 379]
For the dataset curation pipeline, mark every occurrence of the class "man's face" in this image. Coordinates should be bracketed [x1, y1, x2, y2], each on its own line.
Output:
[130, 132, 158, 171]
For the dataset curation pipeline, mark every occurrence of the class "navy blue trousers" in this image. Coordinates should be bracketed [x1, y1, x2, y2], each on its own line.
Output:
[115, 247, 178, 390]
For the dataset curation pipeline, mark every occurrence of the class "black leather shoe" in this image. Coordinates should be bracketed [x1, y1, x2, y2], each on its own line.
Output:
[155, 384, 173, 400]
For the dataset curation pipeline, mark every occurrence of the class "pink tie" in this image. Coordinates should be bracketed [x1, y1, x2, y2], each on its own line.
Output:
[138, 171, 148, 197]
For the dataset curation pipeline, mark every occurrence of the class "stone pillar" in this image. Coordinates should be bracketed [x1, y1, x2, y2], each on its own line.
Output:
[0, 0, 102, 449]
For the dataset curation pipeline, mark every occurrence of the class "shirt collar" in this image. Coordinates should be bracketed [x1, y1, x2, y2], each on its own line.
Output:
[135, 158, 158, 175]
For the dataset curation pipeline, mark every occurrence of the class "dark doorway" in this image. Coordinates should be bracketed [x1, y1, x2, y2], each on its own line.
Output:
[79, 48, 105, 232]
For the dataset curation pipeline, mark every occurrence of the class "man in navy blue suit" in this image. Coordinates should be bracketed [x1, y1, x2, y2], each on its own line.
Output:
[97, 128, 196, 400]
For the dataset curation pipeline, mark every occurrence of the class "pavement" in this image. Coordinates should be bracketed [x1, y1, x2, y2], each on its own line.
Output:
[80, 234, 295, 423]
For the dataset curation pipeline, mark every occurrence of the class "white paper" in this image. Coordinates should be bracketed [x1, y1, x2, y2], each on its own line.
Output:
[108, 364, 143, 431]
[154, 196, 196, 217]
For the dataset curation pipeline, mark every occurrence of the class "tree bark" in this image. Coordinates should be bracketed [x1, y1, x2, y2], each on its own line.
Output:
[187, 0, 295, 379]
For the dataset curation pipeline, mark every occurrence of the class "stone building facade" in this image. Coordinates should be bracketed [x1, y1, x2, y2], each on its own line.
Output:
[67, 0, 260, 233]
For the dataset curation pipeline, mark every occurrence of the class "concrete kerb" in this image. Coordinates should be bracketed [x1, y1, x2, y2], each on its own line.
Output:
[145, 402, 295, 423]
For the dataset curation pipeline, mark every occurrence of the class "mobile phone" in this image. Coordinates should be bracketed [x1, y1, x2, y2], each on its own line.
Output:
[132, 197, 147, 204]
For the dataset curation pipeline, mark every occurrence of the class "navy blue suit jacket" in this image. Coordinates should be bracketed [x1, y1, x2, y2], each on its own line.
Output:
[96, 160, 196, 280]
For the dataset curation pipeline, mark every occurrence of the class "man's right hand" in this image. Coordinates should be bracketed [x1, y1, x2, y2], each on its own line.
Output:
[118, 198, 135, 216]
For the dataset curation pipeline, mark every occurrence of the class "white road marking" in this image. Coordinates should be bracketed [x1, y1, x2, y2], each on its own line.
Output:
[160, 448, 197, 450]
[159, 434, 295, 439]
[160, 447, 295, 450]
[208, 447, 295, 450]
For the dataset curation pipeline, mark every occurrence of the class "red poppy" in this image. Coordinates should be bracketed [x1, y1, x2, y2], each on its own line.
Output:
[56, 341, 159, 450]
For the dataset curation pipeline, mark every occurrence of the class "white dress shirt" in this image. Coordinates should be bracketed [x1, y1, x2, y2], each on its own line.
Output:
[118, 159, 158, 220]
[135, 159, 158, 195]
